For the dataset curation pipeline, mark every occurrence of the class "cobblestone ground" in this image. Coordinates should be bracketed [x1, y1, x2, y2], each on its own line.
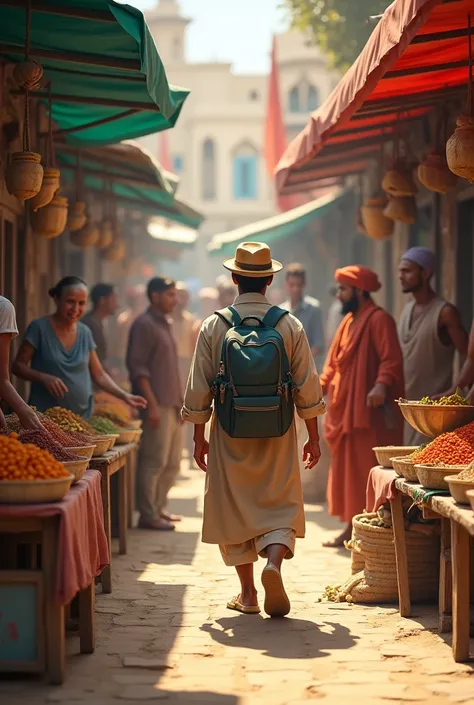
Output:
[2, 466, 474, 704]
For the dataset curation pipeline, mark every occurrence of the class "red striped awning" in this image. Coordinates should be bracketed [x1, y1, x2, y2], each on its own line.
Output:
[276, 0, 473, 194]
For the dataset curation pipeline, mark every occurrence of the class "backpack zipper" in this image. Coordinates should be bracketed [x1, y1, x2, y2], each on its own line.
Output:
[234, 404, 279, 412]
[225, 338, 283, 397]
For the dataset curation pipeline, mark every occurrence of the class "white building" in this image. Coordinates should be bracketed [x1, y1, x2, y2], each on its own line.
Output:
[142, 0, 336, 285]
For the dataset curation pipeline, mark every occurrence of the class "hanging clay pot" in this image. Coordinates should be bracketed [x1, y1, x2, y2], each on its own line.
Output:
[70, 220, 99, 247]
[5, 151, 43, 202]
[102, 238, 126, 262]
[67, 201, 87, 232]
[13, 60, 43, 91]
[29, 166, 60, 211]
[96, 219, 114, 250]
[360, 197, 393, 240]
[446, 115, 474, 182]
[382, 163, 418, 197]
[31, 194, 68, 239]
[383, 196, 417, 224]
[417, 152, 458, 193]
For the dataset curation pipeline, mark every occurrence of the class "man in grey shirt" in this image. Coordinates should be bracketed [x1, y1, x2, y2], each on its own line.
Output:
[281, 263, 324, 362]
[127, 277, 183, 531]
[82, 283, 118, 366]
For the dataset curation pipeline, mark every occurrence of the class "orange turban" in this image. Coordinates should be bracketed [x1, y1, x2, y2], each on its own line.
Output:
[335, 265, 381, 293]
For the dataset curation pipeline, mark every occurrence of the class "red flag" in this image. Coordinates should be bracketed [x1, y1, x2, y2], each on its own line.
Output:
[264, 36, 303, 211]
[158, 131, 172, 172]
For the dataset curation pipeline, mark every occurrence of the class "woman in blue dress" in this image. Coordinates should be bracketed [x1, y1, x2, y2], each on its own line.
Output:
[13, 276, 146, 418]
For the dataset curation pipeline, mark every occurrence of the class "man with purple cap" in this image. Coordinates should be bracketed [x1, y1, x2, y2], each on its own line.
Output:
[398, 247, 467, 445]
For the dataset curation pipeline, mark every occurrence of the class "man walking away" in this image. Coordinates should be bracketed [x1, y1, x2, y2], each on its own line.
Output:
[398, 247, 467, 445]
[82, 283, 119, 367]
[183, 242, 325, 617]
[282, 263, 324, 362]
[127, 277, 183, 531]
[216, 275, 237, 309]
[321, 266, 405, 547]
[173, 282, 198, 468]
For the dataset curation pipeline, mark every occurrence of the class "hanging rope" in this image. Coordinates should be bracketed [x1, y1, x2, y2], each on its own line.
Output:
[22, 89, 30, 152]
[76, 150, 83, 200]
[47, 83, 55, 167]
[25, 0, 31, 60]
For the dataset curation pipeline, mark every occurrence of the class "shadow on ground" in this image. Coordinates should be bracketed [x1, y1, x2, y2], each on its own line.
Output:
[201, 616, 358, 659]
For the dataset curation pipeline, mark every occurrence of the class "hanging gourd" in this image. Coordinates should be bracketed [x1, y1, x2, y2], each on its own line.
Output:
[12, 1, 43, 91]
[382, 120, 417, 197]
[102, 236, 126, 262]
[30, 86, 60, 210]
[361, 138, 393, 240]
[383, 195, 417, 224]
[96, 183, 114, 250]
[5, 0, 43, 202]
[70, 220, 99, 248]
[446, 14, 474, 182]
[31, 194, 68, 238]
[67, 151, 87, 231]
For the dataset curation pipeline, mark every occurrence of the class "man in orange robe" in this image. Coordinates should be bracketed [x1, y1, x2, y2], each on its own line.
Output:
[320, 266, 404, 547]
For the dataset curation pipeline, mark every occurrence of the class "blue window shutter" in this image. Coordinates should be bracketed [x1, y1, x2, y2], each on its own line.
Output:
[233, 155, 257, 199]
[172, 154, 184, 172]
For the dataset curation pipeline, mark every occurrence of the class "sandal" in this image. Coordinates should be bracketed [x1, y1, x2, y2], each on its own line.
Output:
[227, 595, 261, 615]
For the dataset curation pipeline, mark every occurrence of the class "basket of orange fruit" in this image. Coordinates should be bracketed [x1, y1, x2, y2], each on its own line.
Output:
[0, 434, 73, 504]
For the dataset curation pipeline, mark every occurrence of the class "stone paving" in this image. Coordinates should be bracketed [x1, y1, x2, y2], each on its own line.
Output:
[2, 466, 474, 704]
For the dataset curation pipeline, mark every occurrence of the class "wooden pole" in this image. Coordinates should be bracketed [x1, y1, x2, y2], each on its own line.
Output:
[11, 89, 160, 111]
[0, 42, 141, 71]
[0, 1, 115, 22]
[39, 109, 140, 137]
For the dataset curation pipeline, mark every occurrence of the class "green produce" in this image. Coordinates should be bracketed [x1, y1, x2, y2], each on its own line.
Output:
[88, 415, 119, 435]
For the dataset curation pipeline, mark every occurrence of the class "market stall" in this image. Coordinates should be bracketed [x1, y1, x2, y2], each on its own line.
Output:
[0, 403, 143, 681]
[362, 397, 474, 663]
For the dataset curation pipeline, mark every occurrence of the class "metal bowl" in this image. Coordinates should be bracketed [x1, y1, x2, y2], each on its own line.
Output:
[398, 402, 474, 438]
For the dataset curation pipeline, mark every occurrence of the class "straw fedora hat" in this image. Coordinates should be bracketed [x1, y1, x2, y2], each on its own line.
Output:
[223, 242, 282, 278]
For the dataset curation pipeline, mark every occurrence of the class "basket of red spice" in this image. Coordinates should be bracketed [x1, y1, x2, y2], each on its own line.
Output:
[410, 421, 474, 467]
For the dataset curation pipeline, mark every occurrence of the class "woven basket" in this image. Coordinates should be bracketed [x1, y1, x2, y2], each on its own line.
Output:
[0, 474, 73, 504]
[391, 456, 418, 481]
[415, 463, 465, 490]
[91, 437, 110, 457]
[373, 446, 416, 468]
[63, 457, 89, 484]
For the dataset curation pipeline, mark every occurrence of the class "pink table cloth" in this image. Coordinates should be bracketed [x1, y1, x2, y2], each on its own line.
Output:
[366, 466, 398, 513]
[0, 469, 110, 604]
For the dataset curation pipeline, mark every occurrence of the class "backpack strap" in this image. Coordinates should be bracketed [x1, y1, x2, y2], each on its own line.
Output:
[215, 305, 242, 328]
[262, 306, 289, 329]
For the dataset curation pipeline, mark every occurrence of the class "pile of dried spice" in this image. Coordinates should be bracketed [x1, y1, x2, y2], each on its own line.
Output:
[18, 430, 81, 462]
[411, 421, 474, 466]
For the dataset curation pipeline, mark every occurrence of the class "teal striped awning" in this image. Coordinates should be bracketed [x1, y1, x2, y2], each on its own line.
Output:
[208, 189, 346, 256]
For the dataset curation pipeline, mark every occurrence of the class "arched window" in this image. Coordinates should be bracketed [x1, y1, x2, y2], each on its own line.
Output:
[232, 142, 258, 200]
[288, 85, 300, 113]
[202, 138, 216, 201]
[288, 81, 320, 113]
[307, 84, 319, 111]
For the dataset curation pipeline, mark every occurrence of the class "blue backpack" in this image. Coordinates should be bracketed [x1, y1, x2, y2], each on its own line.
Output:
[212, 305, 294, 438]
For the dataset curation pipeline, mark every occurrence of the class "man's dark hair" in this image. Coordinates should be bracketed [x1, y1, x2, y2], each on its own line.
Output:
[285, 263, 306, 283]
[90, 283, 115, 309]
[147, 276, 175, 301]
[234, 274, 272, 294]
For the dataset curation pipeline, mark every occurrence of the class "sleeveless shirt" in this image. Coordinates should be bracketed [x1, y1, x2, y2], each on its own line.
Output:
[398, 297, 454, 445]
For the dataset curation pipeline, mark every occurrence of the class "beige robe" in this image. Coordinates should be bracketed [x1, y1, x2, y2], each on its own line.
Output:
[182, 292, 326, 546]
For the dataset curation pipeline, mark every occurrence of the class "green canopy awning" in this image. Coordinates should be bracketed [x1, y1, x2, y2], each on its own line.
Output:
[208, 189, 346, 255]
[0, 0, 189, 146]
[56, 140, 204, 229]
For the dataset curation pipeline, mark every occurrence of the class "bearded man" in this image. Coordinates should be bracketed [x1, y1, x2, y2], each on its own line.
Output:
[320, 266, 405, 547]
[398, 247, 467, 445]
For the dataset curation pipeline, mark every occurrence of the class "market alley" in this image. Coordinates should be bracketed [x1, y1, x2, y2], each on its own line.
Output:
[1, 464, 474, 705]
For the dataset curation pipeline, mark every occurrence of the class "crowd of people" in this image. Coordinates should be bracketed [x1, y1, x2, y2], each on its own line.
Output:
[0, 241, 471, 617]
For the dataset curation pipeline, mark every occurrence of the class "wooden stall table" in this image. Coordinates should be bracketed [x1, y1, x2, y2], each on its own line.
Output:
[391, 478, 474, 663]
[126, 443, 138, 529]
[91, 442, 136, 594]
[0, 470, 109, 684]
